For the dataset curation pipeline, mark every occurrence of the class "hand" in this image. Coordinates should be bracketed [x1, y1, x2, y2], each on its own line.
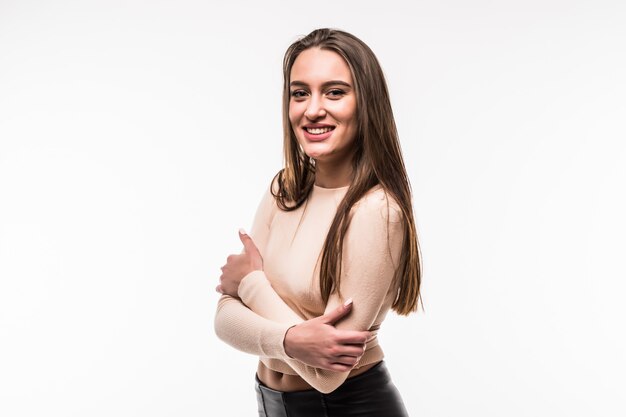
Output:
[216, 229, 263, 297]
[284, 299, 370, 372]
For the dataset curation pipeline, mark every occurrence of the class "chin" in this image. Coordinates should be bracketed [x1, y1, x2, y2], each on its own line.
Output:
[301, 144, 331, 160]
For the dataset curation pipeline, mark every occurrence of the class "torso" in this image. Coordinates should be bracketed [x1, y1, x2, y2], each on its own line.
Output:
[249, 183, 399, 392]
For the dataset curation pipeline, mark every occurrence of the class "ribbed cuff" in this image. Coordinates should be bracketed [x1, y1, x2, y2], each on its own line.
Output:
[238, 270, 267, 305]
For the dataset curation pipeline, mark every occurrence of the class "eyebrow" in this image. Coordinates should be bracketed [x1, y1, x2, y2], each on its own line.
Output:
[290, 80, 352, 89]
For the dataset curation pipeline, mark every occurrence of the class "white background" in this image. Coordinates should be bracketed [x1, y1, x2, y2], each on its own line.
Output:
[1, 0, 625, 416]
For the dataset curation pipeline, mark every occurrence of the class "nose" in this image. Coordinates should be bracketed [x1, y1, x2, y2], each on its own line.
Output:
[304, 94, 326, 120]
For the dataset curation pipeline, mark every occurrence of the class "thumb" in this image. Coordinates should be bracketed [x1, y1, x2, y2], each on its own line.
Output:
[238, 229, 258, 254]
[239, 228, 262, 265]
[322, 298, 353, 325]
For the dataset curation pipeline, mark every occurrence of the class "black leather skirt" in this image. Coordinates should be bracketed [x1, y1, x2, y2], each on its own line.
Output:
[255, 361, 409, 417]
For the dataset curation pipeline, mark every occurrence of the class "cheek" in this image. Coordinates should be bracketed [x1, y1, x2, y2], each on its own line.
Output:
[288, 106, 304, 143]
[288, 103, 301, 127]
[339, 102, 358, 140]
[332, 99, 357, 124]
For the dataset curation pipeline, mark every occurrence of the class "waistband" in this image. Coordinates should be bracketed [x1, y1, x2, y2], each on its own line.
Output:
[254, 361, 408, 417]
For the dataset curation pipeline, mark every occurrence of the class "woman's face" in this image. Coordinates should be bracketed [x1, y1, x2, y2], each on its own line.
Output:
[288, 48, 358, 165]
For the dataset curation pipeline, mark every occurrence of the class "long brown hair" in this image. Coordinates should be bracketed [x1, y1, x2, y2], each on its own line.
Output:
[271, 28, 422, 315]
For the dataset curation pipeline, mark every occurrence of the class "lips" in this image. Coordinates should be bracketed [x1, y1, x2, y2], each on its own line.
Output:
[302, 124, 335, 141]
[303, 123, 335, 132]
[305, 126, 334, 135]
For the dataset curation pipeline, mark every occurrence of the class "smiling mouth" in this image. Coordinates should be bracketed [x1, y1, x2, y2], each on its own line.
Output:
[304, 126, 335, 135]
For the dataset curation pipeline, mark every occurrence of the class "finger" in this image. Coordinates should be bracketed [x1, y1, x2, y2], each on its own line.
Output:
[336, 345, 366, 357]
[334, 355, 359, 366]
[322, 298, 353, 325]
[333, 328, 369, 344]
[328, 362, 353, 372]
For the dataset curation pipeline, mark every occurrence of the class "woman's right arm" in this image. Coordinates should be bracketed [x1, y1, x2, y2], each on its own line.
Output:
[214, 291, 369, 391]
[214, 292, 366, 357]
[214, 294, 298, 359]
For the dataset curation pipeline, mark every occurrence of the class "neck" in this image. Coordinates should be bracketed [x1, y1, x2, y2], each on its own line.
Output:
[313, 159, 353, 189]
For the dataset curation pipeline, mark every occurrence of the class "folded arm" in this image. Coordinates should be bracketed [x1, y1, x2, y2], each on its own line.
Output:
[217, 190, 405, 393]
[214, 294, 297, 359]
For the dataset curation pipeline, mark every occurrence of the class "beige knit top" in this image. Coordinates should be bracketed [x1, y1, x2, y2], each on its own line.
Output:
[214, 181, 405, 394]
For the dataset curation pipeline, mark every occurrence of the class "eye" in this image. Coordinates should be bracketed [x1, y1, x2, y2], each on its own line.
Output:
[327, 89, 346, 98]
[290, 90, 308, 98]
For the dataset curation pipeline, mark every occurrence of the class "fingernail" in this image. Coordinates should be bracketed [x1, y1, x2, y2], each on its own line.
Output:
[343, 298, 353, 307]
[239, 228, 247, 235]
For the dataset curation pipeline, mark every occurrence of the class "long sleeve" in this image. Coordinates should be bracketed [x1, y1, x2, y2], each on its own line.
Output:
[214, 295, 295, 359]
[236, 189, 405, 393]
[213, 185, 302, 359]
[239, 184, 303, 324]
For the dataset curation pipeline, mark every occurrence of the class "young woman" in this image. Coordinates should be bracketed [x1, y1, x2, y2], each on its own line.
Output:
[214, 28, 422, 417]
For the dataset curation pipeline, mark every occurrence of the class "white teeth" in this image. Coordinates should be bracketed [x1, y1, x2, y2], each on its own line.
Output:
[305, 127, 333, 135]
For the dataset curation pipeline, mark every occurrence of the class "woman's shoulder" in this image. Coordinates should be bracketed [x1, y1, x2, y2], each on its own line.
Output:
[351, 184, 403, 224]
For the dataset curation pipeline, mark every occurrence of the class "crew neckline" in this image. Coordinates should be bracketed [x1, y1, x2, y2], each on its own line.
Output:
[313, 183, 350, 191]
